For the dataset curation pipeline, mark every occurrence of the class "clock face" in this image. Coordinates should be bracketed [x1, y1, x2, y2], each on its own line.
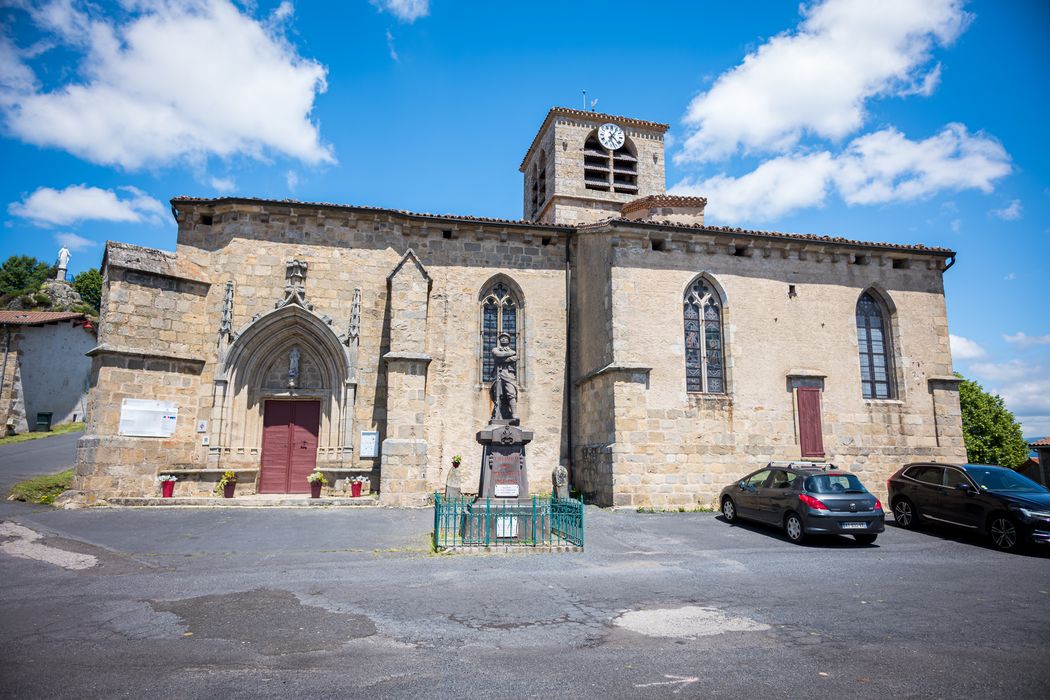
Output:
[597, 123, 625, 150]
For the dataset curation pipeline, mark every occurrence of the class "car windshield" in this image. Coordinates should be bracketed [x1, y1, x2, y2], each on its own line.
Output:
[804, 473, 868, 494]
[965, 466, 1048, 494]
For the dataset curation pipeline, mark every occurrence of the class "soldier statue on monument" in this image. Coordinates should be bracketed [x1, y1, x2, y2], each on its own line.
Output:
[489, 332, 518, 424]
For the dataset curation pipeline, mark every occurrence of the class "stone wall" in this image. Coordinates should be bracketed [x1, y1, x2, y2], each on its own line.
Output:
[571, 225, 965, 508]
[76, 202, 570, 500]
[73, 196, 963, 508]
[73, 254, 211, 500]
[0, 328, 26, 433]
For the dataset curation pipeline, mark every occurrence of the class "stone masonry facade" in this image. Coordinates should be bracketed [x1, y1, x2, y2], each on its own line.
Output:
[72, 107, 966, 507]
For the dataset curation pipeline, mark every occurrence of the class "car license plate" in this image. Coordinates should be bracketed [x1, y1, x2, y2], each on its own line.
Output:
[841, 522, 866, 530]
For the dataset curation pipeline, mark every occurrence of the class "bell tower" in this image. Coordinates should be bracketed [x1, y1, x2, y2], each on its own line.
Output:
[519, 107, 669, 225]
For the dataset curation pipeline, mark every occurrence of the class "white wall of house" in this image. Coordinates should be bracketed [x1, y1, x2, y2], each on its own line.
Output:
[19, 321, 94, 429]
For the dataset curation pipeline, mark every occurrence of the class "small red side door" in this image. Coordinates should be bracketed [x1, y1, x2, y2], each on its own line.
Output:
[797, 388, 825, 459]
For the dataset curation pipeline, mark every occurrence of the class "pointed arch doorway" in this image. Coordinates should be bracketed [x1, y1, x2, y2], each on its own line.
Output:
[260, 400, 321, 494]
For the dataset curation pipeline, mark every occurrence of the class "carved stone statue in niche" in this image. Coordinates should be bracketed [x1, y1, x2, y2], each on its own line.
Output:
[288, 347, 300, 388]
[489, 332, 518, 424]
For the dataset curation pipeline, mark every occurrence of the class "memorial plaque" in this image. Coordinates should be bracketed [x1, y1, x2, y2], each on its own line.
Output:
[476, 423, 532, 500]
[489, 446, 522, 498]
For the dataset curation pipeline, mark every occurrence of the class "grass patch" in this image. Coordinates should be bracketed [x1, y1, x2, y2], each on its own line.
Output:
[7, 469, 75, 505]
[0, 421, 84, 446]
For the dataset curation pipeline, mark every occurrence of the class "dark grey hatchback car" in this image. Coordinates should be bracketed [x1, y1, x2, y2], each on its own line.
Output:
[719, 463, 885, 544]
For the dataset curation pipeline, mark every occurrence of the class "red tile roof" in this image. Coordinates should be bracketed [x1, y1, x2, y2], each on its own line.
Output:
[0, 311, 87, 326]
[600, 218, 955, 255]
[171, 196, 956, 256]
[170, 196, 574, 230]
[1031, 437, 1050, 447]
[622, 195, 708, 215]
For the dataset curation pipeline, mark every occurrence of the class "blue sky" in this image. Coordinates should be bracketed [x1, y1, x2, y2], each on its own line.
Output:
[1, 0, 1047, 434]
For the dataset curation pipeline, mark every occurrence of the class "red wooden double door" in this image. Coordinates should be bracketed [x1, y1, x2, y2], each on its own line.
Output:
[260, 400, 320, 494]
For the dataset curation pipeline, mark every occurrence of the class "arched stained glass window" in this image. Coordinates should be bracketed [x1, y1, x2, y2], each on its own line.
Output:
[684, 279, 724, 393]
[481, 281, 519, 383]
[856, 292, 895, 399]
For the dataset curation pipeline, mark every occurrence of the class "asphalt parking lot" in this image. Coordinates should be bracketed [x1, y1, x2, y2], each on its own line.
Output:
[2, 436, 1049, 698]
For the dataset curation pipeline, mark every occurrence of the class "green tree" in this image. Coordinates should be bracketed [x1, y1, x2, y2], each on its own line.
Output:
[72, 267, 103, 311]
[0, 255, 54, 298]
[958, 374, 1029, 468]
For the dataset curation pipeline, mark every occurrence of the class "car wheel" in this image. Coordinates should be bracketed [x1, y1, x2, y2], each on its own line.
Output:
[721, 497, 737, 523]
[853, 534, 877, 545]
[784, 512, 805, 544]
[893, 498, 918, 529]
[989, 514, 1023, 552]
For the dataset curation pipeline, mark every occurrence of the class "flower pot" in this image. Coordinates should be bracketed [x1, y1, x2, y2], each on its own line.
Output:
[223, 482, 236, 498]
[351, 481, 362, 497]
[161, 481, 175, 498]
[311, 482, 322, 499]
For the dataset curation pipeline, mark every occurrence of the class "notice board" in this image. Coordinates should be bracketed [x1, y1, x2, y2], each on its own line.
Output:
[119, 399, 178, 437]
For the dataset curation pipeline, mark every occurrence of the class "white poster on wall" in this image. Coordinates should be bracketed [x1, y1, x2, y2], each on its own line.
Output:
[359, 430, 379, 458]
[119, 399, 178, 437]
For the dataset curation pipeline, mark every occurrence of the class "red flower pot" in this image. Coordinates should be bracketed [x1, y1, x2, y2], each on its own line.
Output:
[351, 481, 362, 497]
[223, 482, 236, 498]
[311, 482, 322, 498]
[161, 481, 175, 498]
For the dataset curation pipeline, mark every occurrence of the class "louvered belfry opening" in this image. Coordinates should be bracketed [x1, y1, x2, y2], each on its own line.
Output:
[584, 133, 637, 194]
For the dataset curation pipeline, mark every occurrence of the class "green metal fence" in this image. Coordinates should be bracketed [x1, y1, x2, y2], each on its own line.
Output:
[433, 494, 584, 550]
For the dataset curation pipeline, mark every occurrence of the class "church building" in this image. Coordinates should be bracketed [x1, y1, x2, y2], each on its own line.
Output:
[72, 107, 966, 507]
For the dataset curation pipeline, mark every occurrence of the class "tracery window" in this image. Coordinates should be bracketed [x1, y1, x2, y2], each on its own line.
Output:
[481, 281, 519, 383]
[684, 278, 724, 393]
[583, 133, 638, 194]
[856, 291, 895, 399]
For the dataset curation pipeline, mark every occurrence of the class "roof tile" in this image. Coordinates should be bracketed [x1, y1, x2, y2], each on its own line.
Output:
[0, 311, 87, 326]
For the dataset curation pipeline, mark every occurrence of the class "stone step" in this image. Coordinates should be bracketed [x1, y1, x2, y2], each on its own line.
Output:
[103, 496, 379, 507]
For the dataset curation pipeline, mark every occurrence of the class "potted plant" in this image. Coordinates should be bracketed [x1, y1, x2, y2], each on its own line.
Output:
[307, 470, 328, 498]
[158, 474, 177, 498]
[451, 455, 462, 469]
[216, 470, 237, 498]
[350, 475, 369, 497]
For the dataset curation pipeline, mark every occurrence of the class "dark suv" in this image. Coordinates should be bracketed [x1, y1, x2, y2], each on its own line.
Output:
[887, 462, 1050, 552]
[719, 463, 885, 544]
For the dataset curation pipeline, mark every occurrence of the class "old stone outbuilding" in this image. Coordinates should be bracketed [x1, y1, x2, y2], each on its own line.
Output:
[73, 107, 967, 506]
[1, 311, 95, 434]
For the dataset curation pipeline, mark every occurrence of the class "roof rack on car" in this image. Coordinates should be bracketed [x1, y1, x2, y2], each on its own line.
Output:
[766, 461, 837, 470]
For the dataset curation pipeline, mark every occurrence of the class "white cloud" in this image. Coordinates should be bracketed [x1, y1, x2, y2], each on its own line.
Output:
[1004, 272, 1017, 281]
[2, 0, 333, 169]
[371, 0, 429, 23]
[677, 0, 970, 163]
[209, 177, 236, 193]
[965, 360, 1050, 438]
[54, 231, 96, 251]
[968, 360, 1029, 383]
[285, 170, 299, 191]
[950, 218, 961, 232]
[8, 184, 167, 226]
[385, 29, 399, 62]
[672, 124, 1010, 222]
[835, 124, 1009, 204]
[674, 152, 836, 221]
[1004, 332, 1050, 347]
[991, 199, 1022, 220]
[950, 334, 985, 361]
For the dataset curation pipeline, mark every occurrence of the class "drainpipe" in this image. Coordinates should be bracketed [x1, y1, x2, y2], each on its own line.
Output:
[564, 235, 574, 488]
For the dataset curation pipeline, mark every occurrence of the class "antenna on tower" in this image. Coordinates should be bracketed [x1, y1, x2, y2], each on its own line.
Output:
[582, 90, 587, 111]
[590, 98, 599, 112]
